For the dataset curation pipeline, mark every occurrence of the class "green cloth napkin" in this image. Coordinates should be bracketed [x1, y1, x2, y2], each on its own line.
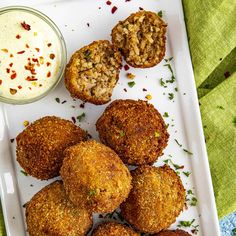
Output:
[182, 0, 236, 218]
[0, 0, 235, 235]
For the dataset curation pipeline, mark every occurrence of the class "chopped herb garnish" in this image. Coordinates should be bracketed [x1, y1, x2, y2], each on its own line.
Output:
[160, 78, 167, 88]
[232, 228, 236, 236]
[187, 189, 193, 195]
[77, 112, 86, 122]
[174, 139, 182, 147]
[183, 149, 193, 155]
[154, 131, 160, 138]
[55, 97, 60, 103]
[178, 219, 195, 227]
[183, 171, 191, 177]
[163, 159, 169, 164]
[190, 197, 198, 206]
[168, 93, 174, 100]
[128, 81, 135, 88]
[157, 10, 163, 17]
[163, 112, 169, 118]
[175, 87, 178, 92]
[20, 170, 28, 176]
[119, 130, 125, 137]
[233, 117, 236, 126]
[88, 189, 96, 197]
[172, 163, 184, 170]
[216, 105, 224, 110]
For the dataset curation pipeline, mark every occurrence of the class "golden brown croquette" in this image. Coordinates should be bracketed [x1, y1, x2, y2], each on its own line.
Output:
[154, 229, 192, 236]
[60, 140, 132, 213]
[120, 165, 186, 234]
[96, 99, 169, 165]
[26, 181, 92, 236]
[16, 116, 87, 180]
[92, 222, 140, 236]
[65, 40, 122, 105]
[111, 11, 167, 68]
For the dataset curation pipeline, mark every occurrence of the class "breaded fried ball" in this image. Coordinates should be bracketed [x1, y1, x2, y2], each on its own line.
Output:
[154, 229, 192, 236]
[65, 40, 122, 105]
[26, 181, 92, 236]
[96, 99, 169, 165]
[121, 165, 186, 234]
[111, 11, 167, 68]
[60, 140, 132, 213]
[16, 116, 87, 180]
[92, 222, 140, 236]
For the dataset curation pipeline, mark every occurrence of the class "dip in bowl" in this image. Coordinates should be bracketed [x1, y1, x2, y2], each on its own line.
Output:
[0, 6, 66, 104]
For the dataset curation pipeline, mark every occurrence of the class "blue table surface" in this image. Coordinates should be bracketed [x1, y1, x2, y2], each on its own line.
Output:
[220, 212, 236, 236]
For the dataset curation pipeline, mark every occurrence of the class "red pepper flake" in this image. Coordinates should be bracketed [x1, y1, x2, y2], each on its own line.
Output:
[35, 48, 40, 52]
[124, 64, 130, 71]
[111, 6, 118, 14]
[10, 88, 17, 95]
[11, 73, 17, 80]
[17, 50, 25, 54]
[32, 58, 39, 63]
[18, 85, 22, 89]
[1, 49, 8, 53]
[25, 76, 38, 81]
[71, 117, 76, 124]
[47, 43, 52, 47]
[49, 53, 55, 60]
[28, 87, 32, 90]
[139, 7, 144, 10]
[39, 84, 42, 87]
[142, 88, 147, 92]
[0, 80, 2, 85]
[25, 44, 30, 48]
[21, 21, 31, 31]
[9, 63, 13, 67]
[46, 62, 51, 67]
[80, 102, 85, 108]
[224, 71, 231, 79]
[10, 54, 13, 58]
[106, 1, 112, 5]
[47, 71, 51, 78]
[6, 68, 10, 73]
[16, 34, 21, 39]
[10, 138, 14, 143]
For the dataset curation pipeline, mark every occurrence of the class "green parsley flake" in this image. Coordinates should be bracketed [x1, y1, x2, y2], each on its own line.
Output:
[20, 170, 28, 176]
[157, 10, 163, 17]
[190, 197, 198, 206]
[128, 81, 135, 88]
[119, 130, 125, 137]
[233, 117, 236, 126]
[88, 189, 96, 197]
[187, 189, 193, 195]
[175, 87, 178, 92]
[168, 93, 174, 100]
[178, 219, 195, 227]
[77, 112, 86, 122]
[183, 149, 193, 155]
[232, 228, 236, 236]
[183, 171, 191, 177]
[163, 159, 169, 164]
[154, 131, 160, 138]
[160, 78, 167, 88]
[174, 139, 182, 147]
[216, 105, 224, 110]
[55, 97, 60, 103]
[163, 112, 169, 118]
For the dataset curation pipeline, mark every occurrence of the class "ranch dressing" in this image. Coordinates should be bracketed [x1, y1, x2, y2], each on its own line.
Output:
[0, 10, 62, 100]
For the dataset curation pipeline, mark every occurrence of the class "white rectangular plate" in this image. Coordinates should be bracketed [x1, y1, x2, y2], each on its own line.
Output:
[0, 0, 220, 235]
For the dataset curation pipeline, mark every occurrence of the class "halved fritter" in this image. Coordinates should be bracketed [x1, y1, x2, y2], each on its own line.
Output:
[112, 11, 167, 68]
[154, 229, 192, 236]
[65, 40, 122, 105]
[26, 181, 92, 236]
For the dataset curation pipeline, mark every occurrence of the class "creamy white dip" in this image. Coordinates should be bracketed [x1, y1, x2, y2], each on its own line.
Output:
[0, 10, 62, 100]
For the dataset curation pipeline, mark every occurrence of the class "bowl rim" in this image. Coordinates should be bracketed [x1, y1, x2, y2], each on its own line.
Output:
[0, 5, 67, 105]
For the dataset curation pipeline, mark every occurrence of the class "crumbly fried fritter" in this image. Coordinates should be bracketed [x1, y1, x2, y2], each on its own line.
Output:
[111, 11, 167, 68]
[92, 222, 140, 236]
[121, 165, 186, 234]
[154, 229, 192, 236]
[96, 99, 169, 165]
[16, 116, 87, 180]
[65, 40, 122, 105]
[26, 181, 92, 236]
[60, 140, 132, 213]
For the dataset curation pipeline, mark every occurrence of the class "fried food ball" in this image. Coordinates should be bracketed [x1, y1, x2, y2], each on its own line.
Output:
[154, 229, 192, 236]
[92, 222, 140, 236]
[65, 40, 122, 105]
[26, 181, 92, 236]
[120, 165, 186, 234]
[16, 116, 87, 180]
[96, 99, 169, 165]
[111, 11, 167, 68]
[60, 140, 132, 213]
